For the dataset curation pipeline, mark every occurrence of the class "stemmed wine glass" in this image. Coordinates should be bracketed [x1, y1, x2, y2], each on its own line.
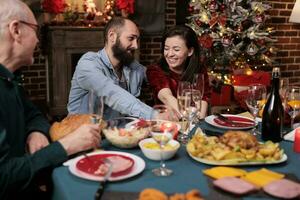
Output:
[177, 81, 192, 143]
[192, 74, 204, 121]
[192, 73, 204, 99]
[245, 84, 267, 135]
[151, 105, 174, 176]
[287, 86, 300, 129]
[88, 90, 104, 124]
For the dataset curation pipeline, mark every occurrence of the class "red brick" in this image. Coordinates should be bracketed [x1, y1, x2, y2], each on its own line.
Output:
[290, 51, 300, 56]
[276, 25, 292, 30]
[291, 38, 300, 43]
[277, 38, 291, 43]
[273, 3, 287, 9]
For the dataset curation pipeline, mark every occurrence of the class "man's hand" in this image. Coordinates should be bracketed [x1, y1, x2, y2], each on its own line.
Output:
[26, 132, 50, 154]
[58, 124, 101, 156]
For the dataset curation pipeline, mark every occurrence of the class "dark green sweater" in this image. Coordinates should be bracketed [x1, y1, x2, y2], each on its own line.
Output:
[0, 64, 68, 199]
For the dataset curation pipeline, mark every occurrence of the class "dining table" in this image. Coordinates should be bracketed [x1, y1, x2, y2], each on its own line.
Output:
[51, 120, 300, 200]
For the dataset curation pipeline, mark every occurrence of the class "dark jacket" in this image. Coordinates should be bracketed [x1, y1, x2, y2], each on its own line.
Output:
[0, 64, 68, 199]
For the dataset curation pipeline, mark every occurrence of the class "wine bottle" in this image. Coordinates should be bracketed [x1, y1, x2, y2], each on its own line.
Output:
[262, 67, 284, 142]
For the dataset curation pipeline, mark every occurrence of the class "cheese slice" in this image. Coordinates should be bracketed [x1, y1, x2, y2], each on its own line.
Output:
[241, 168, 284, 187]
[203, 166, 247, 179]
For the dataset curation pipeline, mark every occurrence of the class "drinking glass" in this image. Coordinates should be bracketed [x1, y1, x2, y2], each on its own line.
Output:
[151, 130, 174, 176]
[287, 87, 300, 129]
[88, 90, 104, 124]
[245, 84, 267, 135]
[177, 81, 192, 143]
[192, 73, 204, 99]
[151, 105, 174, 176]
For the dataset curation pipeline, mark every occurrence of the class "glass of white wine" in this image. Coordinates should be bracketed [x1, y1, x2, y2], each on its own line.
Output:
[245, 84, 267, 135]
[151, 130, 174, 176]
[177, 81, 192, 144]
[287, 86, 300, 129]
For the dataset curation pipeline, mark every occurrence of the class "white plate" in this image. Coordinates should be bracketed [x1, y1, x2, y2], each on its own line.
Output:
[68, 151, 145, 182]
[125, 119, 181, 131]
[188, 151, 288, 166]
[204, 114, 255, 130]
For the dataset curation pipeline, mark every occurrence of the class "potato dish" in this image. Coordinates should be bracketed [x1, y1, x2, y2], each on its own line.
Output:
[187, 129, 284, 164]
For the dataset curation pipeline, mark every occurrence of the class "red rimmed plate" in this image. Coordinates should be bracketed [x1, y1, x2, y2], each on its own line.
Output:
[205, 114, 255, 130]
[67, 151, 145, 182]
[76, 154, 134, 177]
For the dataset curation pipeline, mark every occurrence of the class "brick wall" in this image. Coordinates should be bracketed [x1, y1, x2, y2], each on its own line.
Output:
[22, 0, 299, 113]
[268, 0, 300, 85]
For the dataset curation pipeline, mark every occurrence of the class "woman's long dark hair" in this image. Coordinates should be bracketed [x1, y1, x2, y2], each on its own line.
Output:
[159, 25, 201, 82]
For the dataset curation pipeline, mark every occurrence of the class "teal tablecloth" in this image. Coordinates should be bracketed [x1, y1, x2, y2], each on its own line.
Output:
[51, 122, 300, 200]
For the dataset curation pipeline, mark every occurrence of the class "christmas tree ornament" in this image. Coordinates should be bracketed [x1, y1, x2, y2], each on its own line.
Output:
[209, 0, 218, 12]
[253, 14, 265, 23]
[247, 43, 258, 56]
[222, 35, 232, 47]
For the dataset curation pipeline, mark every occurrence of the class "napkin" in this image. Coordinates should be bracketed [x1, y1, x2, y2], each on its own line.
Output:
[284, 129, 295, 142]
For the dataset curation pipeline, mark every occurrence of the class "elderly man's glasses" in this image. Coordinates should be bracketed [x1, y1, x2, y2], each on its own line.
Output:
[19, 20, 40, 37]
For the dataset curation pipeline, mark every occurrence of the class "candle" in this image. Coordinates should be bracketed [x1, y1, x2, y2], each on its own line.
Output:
[294, 128, 300, 153]
[160, 122, 178, 139]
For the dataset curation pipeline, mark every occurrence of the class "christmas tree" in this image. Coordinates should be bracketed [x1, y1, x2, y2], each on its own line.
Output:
[187, 0, 276, 84]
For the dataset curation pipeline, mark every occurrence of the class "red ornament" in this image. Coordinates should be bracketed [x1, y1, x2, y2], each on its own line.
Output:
[254, 14, 264, 23]
[220, 4, 226, 11]
[195, 18, 202, 26]
[116, 0, 135, 14]
[42, 0, 65, 14]
[256, 39, 265, 46]
[198, 34, 213, 49]
[188, 5, 194, 13]
[209, 0, 218, 12]
[222, 36, 232, 47]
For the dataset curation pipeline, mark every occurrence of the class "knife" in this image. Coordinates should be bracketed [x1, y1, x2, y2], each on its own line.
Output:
[214, 113, 255, 126]
[95, 159, 113, 200]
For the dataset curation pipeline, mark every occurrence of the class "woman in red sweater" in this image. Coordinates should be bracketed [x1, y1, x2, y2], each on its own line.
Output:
[146, 25, 211, 118]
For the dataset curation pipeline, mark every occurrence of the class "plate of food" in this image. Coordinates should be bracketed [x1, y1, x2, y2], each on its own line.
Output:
[102, 117, 151, 148]
[68, 151, 145, 181]
[186, 130, 287, 166]
[205, 114, 255, 130]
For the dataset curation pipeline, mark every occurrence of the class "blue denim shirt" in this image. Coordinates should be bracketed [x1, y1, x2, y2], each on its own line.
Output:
[67, 49, 154, 120]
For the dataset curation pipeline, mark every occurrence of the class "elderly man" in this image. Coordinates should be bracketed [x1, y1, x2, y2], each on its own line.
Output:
[68, 17, 157, 120]
[0, 1, 101, 199]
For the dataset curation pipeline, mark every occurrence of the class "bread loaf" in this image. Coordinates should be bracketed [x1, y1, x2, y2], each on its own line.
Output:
[49, 114, 106, 141]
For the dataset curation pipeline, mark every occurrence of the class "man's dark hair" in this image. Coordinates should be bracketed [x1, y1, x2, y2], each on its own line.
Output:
[104, 17, 127, 43]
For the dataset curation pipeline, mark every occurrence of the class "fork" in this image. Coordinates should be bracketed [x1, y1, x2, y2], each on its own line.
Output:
[95, 158, 113, 200]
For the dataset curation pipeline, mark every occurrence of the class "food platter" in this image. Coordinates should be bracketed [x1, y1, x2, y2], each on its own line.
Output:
[68, 151, 145, 181]
[205, 114, 255, 130]
[187, 151, 288, 166]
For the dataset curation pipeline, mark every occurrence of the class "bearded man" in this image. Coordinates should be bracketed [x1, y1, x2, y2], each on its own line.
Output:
[68, 17, 157, 120]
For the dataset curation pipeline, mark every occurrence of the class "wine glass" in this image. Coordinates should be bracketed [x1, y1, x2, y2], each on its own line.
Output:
[245, 84, 267, 135]
[192, 73, 204, 99]
[88, 90, 104, 124]
[192, 74, 204, 121]
[287, 86, 300, 129]
[151, 105, 174, 176]
[177, 81, 192, 143]
[151, 131, 173, 176]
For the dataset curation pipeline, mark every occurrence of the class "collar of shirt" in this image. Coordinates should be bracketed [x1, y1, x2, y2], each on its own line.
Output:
[0, 63, 15, 83]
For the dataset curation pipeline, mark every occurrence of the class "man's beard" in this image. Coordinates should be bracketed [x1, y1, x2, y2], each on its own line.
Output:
[112, 39, 135, 66]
